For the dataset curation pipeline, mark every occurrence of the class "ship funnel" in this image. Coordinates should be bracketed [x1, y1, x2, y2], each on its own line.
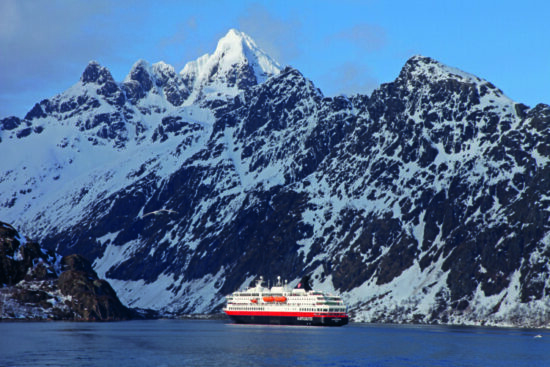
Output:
[298, 275, 312, 291]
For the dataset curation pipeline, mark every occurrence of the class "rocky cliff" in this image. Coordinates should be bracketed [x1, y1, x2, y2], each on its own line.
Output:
[0, 222, 134, 320]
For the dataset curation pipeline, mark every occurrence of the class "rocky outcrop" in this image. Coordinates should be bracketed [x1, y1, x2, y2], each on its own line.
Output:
[0, 221, 135, 321]
[57, 254, 133, 321]
[0, 222, 58, 286]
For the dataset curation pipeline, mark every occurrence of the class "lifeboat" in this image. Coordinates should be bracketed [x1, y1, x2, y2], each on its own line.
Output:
[263, 296, 275, 302]
[274, 296, 287, 302]
[251, 299, 258, 304]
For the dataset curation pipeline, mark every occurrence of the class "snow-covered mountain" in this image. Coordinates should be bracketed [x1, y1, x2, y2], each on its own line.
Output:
[2, 30, 550, 327]
[181, 28, 281, 103]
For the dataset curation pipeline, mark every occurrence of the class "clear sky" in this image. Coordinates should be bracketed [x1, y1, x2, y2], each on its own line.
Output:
[1, 0, 548, 118]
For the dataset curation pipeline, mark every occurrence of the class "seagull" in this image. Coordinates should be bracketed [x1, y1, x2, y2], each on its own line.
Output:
[141, 209, 178, 218]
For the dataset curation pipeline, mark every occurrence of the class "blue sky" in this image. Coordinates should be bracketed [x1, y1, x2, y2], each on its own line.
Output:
[1, 0, 548, 117]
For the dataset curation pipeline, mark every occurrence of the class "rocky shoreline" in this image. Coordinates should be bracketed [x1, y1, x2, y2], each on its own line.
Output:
[0, 221, 151, 321]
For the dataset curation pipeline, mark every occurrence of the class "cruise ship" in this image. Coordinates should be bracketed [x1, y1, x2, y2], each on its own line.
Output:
[223, 276, 349, 326]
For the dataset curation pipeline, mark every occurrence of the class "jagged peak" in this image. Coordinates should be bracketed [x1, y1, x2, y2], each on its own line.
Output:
[125, 59, 152, 82]
[81, 60, 115, 85]
[180, 29, 281, 101]
[398, 55, 483, 85]
[393, 55, 511, 104]
[152, 61, 176, 81]
[265, 66, 323, 97]
[215, 28, 249, 55]
[213, 28, 281, 78]
[122, 59, 155, 94]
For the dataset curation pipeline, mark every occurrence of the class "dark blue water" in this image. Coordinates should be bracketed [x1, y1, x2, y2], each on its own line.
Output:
[0, 320, 548, 366]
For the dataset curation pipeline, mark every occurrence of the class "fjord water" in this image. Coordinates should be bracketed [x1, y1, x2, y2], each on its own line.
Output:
[1, 320, 548, 366]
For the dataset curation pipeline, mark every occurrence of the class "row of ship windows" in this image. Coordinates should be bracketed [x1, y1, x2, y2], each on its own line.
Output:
[299, 308, 345, 312]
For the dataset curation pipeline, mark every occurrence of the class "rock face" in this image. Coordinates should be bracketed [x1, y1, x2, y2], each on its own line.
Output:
[0, 222, 57, 285]
[0, 222, 133, 321]
[57, 254, 132, 321]
[1, 31, 550, 327]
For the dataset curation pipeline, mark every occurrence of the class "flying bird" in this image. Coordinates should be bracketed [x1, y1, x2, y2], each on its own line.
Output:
[141, 209, 178, 218]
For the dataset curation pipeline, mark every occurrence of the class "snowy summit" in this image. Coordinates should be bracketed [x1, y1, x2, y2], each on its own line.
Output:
[180, 29, 281, 103]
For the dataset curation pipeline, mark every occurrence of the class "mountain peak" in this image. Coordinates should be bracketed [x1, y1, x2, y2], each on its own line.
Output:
[128, 59, 151, 72]
[81, 61, 115, 85]
[180, 29, 281, 102]
[217, 28, 248, 48]
[393, 55, 510, 104]
[214, 29, 261, 60]
[123, 59, 154, 96]
[398, 55, 482, 85]
[214, 28, 281, 82]
[125, 59, 153, 82]
[152, 61, 176, 82]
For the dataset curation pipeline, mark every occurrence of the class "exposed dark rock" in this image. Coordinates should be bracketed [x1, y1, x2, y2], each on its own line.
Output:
[0, 223, 56, 287]
[58, 255, 132, 321]
[16, 127, 32, 139]
[0, 222, 139, 321]
[0, 116, 21, 130]
[81, 61, 115, 85]
[24, 103, 47, 120]
[151, 117, 203, 142]
[61, 253, 97, 276]
[122, 61, 154, 104]
[152, 64, 192, 106]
